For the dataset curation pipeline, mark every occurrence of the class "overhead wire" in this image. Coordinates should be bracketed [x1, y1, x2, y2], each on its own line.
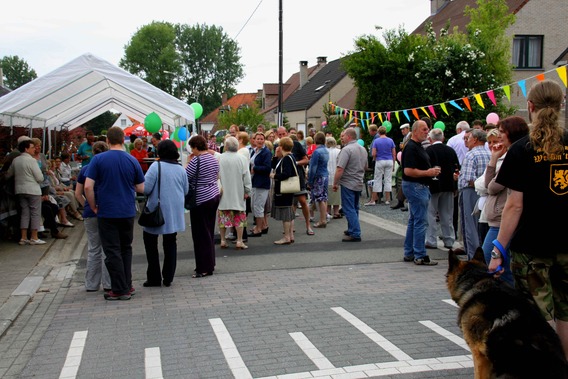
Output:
[234, 0, 264, 40]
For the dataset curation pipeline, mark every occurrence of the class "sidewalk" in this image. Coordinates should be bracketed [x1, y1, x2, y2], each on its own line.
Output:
[0, 221, 86, 337]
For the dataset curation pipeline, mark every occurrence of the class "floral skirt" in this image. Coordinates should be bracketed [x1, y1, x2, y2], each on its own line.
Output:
[218, 210, 247, 228]
[310, 176, 329, 203]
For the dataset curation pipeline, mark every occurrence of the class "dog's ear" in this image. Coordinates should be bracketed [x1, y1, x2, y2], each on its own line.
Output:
[448, 249, 461, 271]
[472, 247, 486, 264]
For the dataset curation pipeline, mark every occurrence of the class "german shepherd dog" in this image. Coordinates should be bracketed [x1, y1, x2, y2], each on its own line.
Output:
[446, 248, 568, 379]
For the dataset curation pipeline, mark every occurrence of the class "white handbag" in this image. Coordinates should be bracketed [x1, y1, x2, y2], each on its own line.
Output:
[279, 156, 300, 194]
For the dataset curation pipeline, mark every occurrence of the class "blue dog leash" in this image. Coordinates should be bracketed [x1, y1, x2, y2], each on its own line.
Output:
[487, 239, 506, 274]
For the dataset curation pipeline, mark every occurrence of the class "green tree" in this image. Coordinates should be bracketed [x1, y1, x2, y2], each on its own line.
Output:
[0, 55, 37, 89]
[216, 104, 265, 131]
[120, 22, 244, 119]
[342, 0, 516, 138]
[176, 24, 244, 114]
[82, 111, 119, 136]
[119, 22, 179, 94]
[465, 0, 515, 84]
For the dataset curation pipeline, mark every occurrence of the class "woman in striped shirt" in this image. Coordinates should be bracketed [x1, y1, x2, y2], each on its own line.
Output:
[186, 135, 220, 278]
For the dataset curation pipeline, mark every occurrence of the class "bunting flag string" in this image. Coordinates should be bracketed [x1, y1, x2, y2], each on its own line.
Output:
[329, 64, 567, 126]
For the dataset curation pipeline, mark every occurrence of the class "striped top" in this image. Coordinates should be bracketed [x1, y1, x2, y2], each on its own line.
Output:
[186, 153, 220, 205]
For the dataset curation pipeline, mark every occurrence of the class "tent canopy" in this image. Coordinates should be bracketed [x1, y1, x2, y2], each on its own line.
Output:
[0, 53, 194, 131]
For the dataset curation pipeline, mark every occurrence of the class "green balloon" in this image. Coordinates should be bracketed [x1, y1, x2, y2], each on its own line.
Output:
[190, 102, 203, 119]
[144, 112, 162, 133]
[434, 121, 446, 131]
[172, 127, 180, 142]
[382, 120, 392, 133]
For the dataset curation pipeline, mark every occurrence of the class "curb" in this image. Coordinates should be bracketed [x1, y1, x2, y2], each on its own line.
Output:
[0, 224, 87, 338]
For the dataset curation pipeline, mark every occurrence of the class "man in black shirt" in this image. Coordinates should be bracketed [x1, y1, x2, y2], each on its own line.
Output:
[401, 120, 440, 265]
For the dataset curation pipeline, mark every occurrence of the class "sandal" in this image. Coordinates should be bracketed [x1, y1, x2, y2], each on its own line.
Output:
[333, 214, 343, 219]
[306, 229, 315, 236]
[220, 242, 229, 249]
[235, 242, 248, 250]
[313, 222, 327, 228]
[274, 238, 291, 245]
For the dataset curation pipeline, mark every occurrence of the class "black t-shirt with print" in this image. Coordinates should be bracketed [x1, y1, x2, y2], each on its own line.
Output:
[496, 132, 568, 256]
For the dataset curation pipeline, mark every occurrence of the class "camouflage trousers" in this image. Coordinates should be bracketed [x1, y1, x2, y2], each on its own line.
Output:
[511, 250, 568, 321]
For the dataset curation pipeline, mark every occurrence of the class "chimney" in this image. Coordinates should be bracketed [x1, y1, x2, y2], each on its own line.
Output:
[299, 61, 308, 89]
[316, 56, 327, 67]
[431, 0, 449, 15]
[0, 67, 3, 87]
[221, 93, 228, 104]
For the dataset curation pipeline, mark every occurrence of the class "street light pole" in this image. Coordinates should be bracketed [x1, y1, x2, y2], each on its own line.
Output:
[163, 70, 181, 99]
[277, 0, 283, 127]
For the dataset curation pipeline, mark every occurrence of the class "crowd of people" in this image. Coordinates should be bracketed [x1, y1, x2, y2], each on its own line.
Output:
[0, 79, 566, 358]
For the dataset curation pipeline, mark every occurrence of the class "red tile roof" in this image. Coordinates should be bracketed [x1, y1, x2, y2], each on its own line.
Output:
[201, 93, 259, 123]
[413, 0, 529, 35]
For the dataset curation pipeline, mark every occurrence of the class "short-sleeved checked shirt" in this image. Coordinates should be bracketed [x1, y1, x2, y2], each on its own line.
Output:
[458, 145, 490, 190]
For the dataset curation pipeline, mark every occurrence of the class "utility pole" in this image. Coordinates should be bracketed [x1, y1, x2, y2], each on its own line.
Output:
[277, 0, 283, 127]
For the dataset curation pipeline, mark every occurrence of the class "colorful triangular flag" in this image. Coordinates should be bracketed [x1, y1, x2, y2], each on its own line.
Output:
[557, 66, 567, 87]
[462, 97, 472, 112]
[503, 85, 511, 101]
[474, 94, 485, 109]
[486, 90, 497, 106]
[518, 80, 527, 98]
[428, 105, 436, 119]
[449, 100, 463, 111]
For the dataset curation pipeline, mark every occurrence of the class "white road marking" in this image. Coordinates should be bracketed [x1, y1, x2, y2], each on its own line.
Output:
[210, 318, 253, 379]
[145, 347, 164, 379]
[331, 306, 412, 361]
[419, 320, 470, 352]
[289, 332, 335, 370]
[442, 299, 459, 308]
[59, 330, 88, 379]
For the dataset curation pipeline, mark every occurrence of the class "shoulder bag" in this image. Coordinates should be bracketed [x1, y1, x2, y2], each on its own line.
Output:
[279, 155, 300, 194]
[184, 157, 200, 210]
[138, 161, 165, 227]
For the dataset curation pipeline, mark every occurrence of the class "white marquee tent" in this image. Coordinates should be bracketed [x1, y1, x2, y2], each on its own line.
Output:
[0, 53, 194, 132]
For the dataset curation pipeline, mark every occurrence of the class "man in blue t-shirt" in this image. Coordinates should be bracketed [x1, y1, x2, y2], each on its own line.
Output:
[85, 127, 145, 300]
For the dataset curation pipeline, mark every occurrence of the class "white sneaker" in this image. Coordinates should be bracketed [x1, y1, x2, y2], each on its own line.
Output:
[326, 213, 332, 221]
[19, 239, 29, 245]
[29, 239, 46, 245]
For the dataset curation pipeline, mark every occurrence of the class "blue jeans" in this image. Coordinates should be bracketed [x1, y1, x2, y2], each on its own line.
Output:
[340, 186, 361, 238]
[402, 181, 430, 260]
[482, 226, 514, 287]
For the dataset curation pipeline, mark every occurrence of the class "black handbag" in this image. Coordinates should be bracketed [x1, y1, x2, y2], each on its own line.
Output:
[138, 161, 165, 227]
[184, 157, 200, 210]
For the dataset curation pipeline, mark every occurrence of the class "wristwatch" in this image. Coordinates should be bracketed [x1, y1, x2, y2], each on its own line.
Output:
[490, 250, 501, 259]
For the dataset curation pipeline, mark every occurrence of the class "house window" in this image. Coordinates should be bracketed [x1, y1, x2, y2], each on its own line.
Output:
[512, 35, 543, 69]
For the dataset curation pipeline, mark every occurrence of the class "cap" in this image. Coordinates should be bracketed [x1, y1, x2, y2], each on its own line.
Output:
[17, 136, 32, 144]
[400, 123, 410, 130]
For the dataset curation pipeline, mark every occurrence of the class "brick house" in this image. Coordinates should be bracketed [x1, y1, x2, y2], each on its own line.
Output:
[415, 0, 567, 120]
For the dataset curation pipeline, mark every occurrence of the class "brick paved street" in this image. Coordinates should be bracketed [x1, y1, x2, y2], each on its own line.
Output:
[0, 205, 472, 378]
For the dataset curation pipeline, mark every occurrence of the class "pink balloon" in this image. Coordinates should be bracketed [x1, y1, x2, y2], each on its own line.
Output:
[397, 151, 402, 163]
[486, 112, 499, 125]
